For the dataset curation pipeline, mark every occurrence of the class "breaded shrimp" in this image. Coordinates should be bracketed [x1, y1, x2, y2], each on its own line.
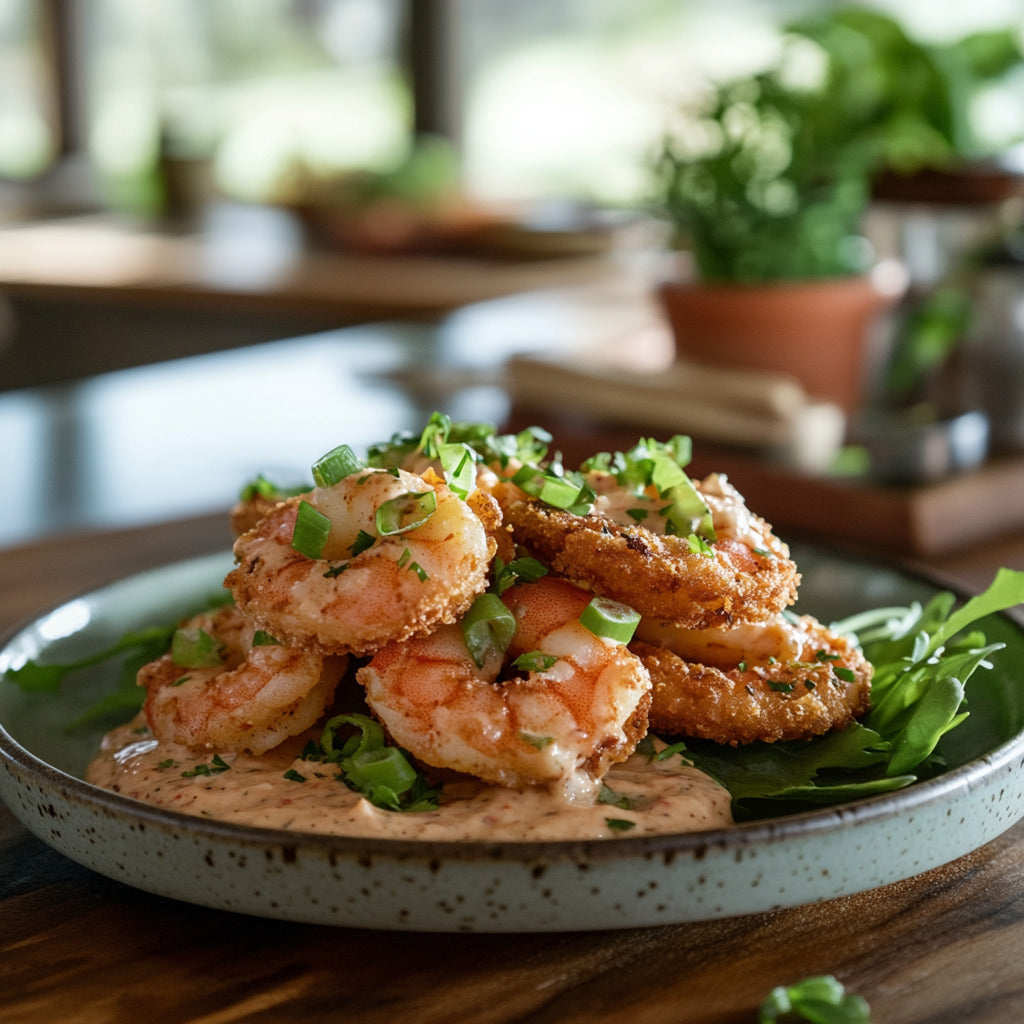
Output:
[138, 605, 346, 755]
[226, 466, 493, 656]
[506, 473, 799, 629]
[632, 613, 872, 745]
[357, 576, 652, 802]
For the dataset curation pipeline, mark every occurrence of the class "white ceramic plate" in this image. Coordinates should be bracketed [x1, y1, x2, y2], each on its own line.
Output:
[2, 548, 1024, 933]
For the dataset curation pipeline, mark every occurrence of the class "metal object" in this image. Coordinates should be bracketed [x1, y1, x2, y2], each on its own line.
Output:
[852, 408, 990, 485]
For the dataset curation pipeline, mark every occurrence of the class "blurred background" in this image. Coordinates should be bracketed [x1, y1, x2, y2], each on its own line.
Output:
[3, 0, 1024, 558]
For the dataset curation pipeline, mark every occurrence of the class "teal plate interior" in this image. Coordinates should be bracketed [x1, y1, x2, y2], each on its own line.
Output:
[2, 546, 1024, 933]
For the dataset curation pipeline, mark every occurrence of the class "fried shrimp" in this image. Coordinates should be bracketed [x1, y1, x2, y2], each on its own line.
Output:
[357, 576, 652, 802]
[139, 605, 346, 755]
[506, 472, 798, 629]
[632, 613, 872, 745]
[230, 491, 282, 537]
[226, 466, 493, 656]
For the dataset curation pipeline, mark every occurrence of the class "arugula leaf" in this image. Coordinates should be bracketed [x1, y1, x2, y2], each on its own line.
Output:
[662, 569, 1024, 818]
[4, 592, 234, 728]
[5, 625, 175, 694]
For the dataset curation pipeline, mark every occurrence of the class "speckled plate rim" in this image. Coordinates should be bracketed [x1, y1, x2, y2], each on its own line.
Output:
[2, 550, 1024, 932]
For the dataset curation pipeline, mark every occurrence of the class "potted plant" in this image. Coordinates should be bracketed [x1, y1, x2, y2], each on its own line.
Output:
[652, 8, 1021, 415]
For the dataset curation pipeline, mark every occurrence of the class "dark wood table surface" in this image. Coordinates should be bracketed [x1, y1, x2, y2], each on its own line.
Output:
[5, 298, 1024, 1023]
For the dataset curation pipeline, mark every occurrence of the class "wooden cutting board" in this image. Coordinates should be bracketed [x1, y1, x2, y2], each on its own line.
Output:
[503, 406, 1024, 557]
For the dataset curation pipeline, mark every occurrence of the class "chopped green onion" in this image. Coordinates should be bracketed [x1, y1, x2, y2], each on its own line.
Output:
[579, 596, 641, 644]
[438, 442, 476, 499]
[375, 490, 437, 536]
[511, 465, 594, 514]
[312, 444, 364, 487]
[350, 529, 376, 556]
[512, 650, 559, 672]
[181, 754, 231, 778]
[238, 474, 308, 501]
[519, 731, 554, 750]
[605, 818, 636, 832]
[318, 713, 439, 812]
[759, 974, 871, 1023]
[462, 593, 516, 668]
[345, 746, 418, 795]
[283, 768, 306, 782]
[598, 785, 631, 809]
[291, 500, 332, 558]
[582, 435, 714, 540]
[493, 556, 548, 595]
[171, 627, 223, 668]
[252, 630, 281, 646]
[323, 563, 348, 578]
[417, 411, 453, 457]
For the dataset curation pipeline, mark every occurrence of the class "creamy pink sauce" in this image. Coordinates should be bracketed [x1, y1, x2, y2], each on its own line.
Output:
[588, 471, 763, 547]
[87, 717, 733, 841]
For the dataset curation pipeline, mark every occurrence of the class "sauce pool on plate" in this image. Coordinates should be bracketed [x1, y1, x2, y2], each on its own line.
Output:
[87, 719, 733, 841]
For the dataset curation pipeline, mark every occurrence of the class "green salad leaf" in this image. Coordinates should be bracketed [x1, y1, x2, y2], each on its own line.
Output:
[661, 568, 1024, 818]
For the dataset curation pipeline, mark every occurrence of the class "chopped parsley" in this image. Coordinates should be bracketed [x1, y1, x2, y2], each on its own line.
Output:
[181, 754, 231, 778]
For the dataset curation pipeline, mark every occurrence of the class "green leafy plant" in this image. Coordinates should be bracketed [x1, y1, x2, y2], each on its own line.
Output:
[654, 8, 1022, 283]
[657, 567, 1024, 819]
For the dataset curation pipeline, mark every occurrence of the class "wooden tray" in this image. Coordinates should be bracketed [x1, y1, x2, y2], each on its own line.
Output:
[503, 406, 1024, 557]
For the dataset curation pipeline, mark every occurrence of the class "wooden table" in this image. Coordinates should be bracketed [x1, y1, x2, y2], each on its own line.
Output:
[3, 521, 1024, 1023]
[5, 305, 1024, 1022]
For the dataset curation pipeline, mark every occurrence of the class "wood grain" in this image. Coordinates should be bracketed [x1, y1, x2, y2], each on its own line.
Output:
[5, 516, 1024, 1023]
[3, 810, 1024, 1023]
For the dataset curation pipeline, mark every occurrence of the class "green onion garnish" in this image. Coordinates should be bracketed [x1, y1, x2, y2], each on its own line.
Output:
[605, 818, 636, 832]
[519, 731, 554, 750]
[759, 974, 871, 1023]
[511, 464, 594, 514]
[318, 713, 439, 812]
[462, 592, 516, 668]
[291, 500, 331, 558]
[350, 529, 376, 556]
[181, 754, 231, 778]
[375, 490, 437, 536]
[578, 596, 641, 644]
[512, 650, 559, 672]
[171, 627, 223, 668]
[598, 784, 631, 809]
[344, 746, 418, 795]
[312, 444, 364, 487]
[493, 555, 548, 595]
[252, 630, 281, 647]
[438, 442, 476, 500]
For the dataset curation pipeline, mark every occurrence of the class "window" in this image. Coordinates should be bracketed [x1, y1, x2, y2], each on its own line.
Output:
[0, 0, 60, 179]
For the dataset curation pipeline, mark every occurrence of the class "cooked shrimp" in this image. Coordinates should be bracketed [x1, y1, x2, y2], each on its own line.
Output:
[226, 466, 493, 656]
[230, 476, 308, 537]
[506, 472, 799, 629]
[632, 612, 872, 745]
[357, 576, 652, 802]
[139, 605, 346, 755]
[230, 491, 282, 537]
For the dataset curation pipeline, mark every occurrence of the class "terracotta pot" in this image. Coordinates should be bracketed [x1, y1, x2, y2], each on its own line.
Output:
[657, 262, 907, 414]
